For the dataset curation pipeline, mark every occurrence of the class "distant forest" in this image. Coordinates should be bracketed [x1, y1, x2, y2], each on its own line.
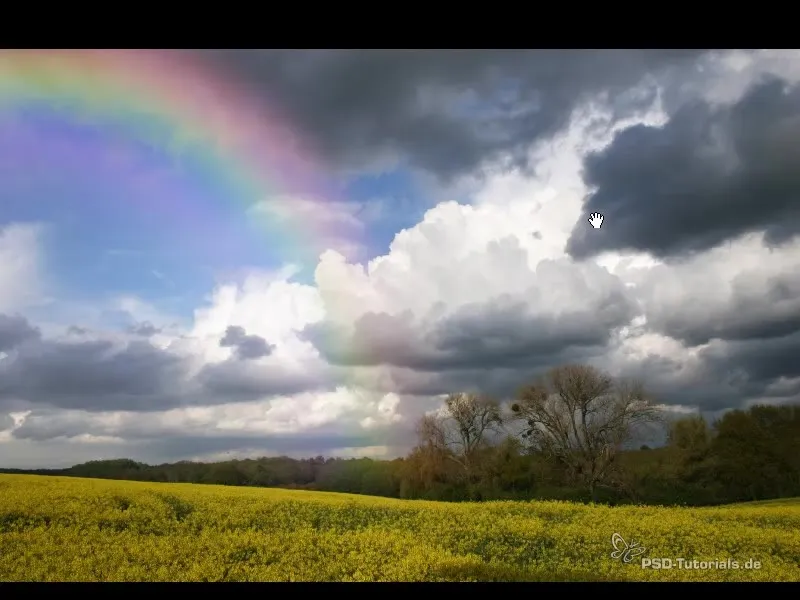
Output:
[5, 365, 800, 507]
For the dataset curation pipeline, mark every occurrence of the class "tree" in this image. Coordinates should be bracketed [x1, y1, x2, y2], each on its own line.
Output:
[203, 462, 248, 486]
[511, 364, 661, 501]
[414, 393, 504, 497]
[710, 405, 800, 501]
[479, 436, 537, 498]
[667, 415, 711, 464]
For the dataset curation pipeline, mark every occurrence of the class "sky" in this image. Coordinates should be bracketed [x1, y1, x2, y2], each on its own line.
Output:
[2, 49, 800, 468]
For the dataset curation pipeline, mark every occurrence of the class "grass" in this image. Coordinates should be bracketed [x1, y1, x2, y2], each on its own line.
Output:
[0, 474, 798, 581]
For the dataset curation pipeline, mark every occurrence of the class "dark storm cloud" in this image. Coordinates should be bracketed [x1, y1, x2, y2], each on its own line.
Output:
[595, 324, 800, 413]
[635, 266, 800, 348]
[0, 313, 40, 351]
[608, 352, 743, 412]
[701, 330, 800, 390]
[0, 317, 326, 413]
[305, 289, 636, 372]
[219, 325, 274, 360]
[203, 49, 708, 180]
[661, 332, 800, 411]
[196, 359, 330, 400]
[567, 76, 800, 260]
[0, 335, 189, 411]
[677, 309, 800, 348]
[370, 358, 601, 400]
[0, 329, 325, 412]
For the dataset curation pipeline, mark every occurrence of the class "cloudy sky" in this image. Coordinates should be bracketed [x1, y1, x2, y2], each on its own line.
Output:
[2, 49, 800, 468]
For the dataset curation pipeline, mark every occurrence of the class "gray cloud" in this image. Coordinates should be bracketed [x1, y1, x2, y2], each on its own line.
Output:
[588, 319, 800, 413]
[607, 352, 749, 413]
[366, 359, 601, 401]
[196, 359, 330, 400]
[128, 321, 161, 337]
[219, 325, 274, 360]
[567, 76, 800, 260]
[8, 397, 416, 458]
[0, 412, 12, 431]
[8, 426, 401, 464]
[0, 331, 189, 411]
[304, 257, 645, 400]
[701, 331, 800, 392]
[0, 313, 40, 351]
[306, 276, 637, 372]
[204, 49, 708, 180]
[638, 267, 800, 348]
[0, 316, 327, 413]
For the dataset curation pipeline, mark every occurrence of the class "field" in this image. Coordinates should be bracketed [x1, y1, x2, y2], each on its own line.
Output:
[0, 474, 798, 581]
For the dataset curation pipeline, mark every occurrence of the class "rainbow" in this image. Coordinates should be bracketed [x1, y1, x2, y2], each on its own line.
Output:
[0, 49, 349, 267]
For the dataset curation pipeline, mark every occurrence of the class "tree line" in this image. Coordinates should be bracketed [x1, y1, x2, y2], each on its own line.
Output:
[4, 364, 799, 506]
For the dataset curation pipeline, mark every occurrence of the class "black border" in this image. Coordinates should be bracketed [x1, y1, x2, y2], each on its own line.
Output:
[0, 0, 779, 49]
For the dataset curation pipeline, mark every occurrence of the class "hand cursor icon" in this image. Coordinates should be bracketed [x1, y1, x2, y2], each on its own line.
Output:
[588, 213, 604, 229]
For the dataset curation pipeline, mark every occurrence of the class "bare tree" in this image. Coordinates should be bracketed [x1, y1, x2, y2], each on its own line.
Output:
[511, 364, 661, 501]
[416, 393, 504, 494]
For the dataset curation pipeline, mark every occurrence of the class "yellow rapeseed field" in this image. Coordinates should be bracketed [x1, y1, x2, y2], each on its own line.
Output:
[0, 474, 798, 581]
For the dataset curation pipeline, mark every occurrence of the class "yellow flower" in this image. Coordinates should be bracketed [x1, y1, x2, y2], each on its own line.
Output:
[0, 474, 798, 582]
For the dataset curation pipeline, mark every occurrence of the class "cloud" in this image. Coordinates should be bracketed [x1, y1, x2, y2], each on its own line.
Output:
[0, 312, 332, 413]
[602, 328, 800, 413]
[306, 256, 636, 373]
[219, 325, 274, 360]
[128, 321, 162, 337]
[297, 112, 646, 400]
[0, 223, 44, 313]
[196, 359, 327, 400]
[2, 427, 403, 469]
[618, 234, 800, 347]
[204, 49, 708, 179]
[705, 332, 800, 397]
[0, 325, 191, 411]
[5, 50, 800, 467]
[6, 386, 412, 464]
[567, 76, 800, 260]
[0, 313, 40, 351]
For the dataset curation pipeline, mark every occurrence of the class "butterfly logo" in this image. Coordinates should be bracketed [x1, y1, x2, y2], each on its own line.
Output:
[610, 533, 646, 563]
